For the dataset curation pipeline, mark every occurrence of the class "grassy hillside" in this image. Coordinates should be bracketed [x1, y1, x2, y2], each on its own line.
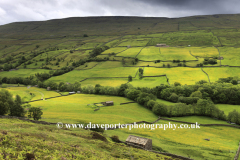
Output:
[0, 118, 175, 160]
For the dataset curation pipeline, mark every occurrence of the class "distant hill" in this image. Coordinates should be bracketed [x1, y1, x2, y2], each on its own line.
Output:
[0, 14, 240, 39]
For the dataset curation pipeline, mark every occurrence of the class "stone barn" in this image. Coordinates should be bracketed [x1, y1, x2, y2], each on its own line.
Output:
[47, 87, 51, 91]
[218, 56, 224, 60]
[126, 135, 152, 150]
[102, 101, 114, 106]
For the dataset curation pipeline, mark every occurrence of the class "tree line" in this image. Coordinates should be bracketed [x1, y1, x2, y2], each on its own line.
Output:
[80, 83, 240, 125]
[0, 89, 43, 120]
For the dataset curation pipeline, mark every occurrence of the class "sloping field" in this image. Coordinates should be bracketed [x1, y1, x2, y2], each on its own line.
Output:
[0, 69, 50, 78]
[144, 67, 208, 85]
[189, 47, 219, 57]
[118, 38, 151, 47]
[129, 77, 168, 88]
[80, 78, 128, 87]
[216, 104, 240, 115]
[136, 46, 161, 61]
[159, 47, 197, 61]
[116, 47, 143, 57]
[203, 67, 240, 82]
[29, 94, 157, 124]
[101, 47, 127, 54]
[219, 47, 240, 66]
[47, 67, 138, 83]
[5, 87, 60, 101]
[106, 120, 240, 160]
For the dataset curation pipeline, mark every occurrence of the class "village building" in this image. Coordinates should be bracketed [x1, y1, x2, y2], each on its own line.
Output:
[126, 135, 152, 150]
[102, 101, 114, 106]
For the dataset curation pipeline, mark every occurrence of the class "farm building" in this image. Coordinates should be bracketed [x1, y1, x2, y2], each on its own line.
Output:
[126, 135, 152, 150]
[77, 91, 81, 94]
[47, 87, 51, 91]
[127, 45, 131, 48]
[69, 91, 76, 94]
[102, 101, 114, 106]
[156, 44, 167, 47]
[218, 56, 224, 60]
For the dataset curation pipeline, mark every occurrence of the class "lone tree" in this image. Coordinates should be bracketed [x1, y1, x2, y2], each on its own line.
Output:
[28, 107, 43, 120]
[128, 75, 132, 82]
[9, 95, 25, 117]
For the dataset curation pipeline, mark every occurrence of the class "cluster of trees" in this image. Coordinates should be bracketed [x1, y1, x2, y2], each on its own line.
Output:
[0, 76, 35, 86]
[89, 46, 110, 57]
[203, 58, 217, 65]
[217, 77, 239, 85]
[227, 110, 240, 124]
[0, 89, 43, 120]
[145, 80, 240, 105]
[38, 81, 81, 92]
[139, 68, 144, 79]
[79, 83, 232, 123]
[35, 66, 74, 82]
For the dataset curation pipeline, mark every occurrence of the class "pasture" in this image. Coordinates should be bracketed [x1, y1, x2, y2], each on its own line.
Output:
[203, 67, 240, 82]
[106, 120, 240, 160]
[216, 104, 240, 115]
[129, 77, 168, 88]
[5, 87, 60, 101]
[117, 38, 151, 47]
[144, 67, 209, 85]
[116, 47, 143, 57]
[29, 94, 157, 124]
[219, 47, 240, 66]
[0, 69, 50, 78]
[80, 78, 128, 87]
[47, 67, 138, 83]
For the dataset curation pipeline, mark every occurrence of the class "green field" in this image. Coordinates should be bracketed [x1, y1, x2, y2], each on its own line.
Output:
[118, 38, 151, 47]
[0, 69, 50, 78]
[5, 87, 60, 101]
[129, 77, 168, 88]
[29, 94, 157, 124]
[101, 47, 127, 54]
[203, 67, 240, 82]
[219, 47, 240, 66]
[216, 104, 240, 115]
[106, 121, 240, 160]
[144, 67, 209, 85]
[47, 67, 138, 83]
[117, 47, 143, 57]
[80, 78, 128, 87]
[189, 47, 219, 57]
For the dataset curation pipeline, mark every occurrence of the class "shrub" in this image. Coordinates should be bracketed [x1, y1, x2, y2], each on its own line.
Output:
[146, 100, 156, 110]
[152, 103, 168, 116]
